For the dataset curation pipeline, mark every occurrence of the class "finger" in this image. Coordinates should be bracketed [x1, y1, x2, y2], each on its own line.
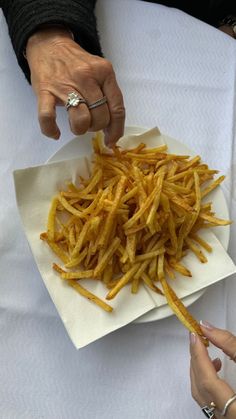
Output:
[68, 102, 91, 136]
[89, 101, 110, 132]
[84, 85, 110, 131]
[38, 92, 60, 139]
[190, 332, 218, 381]
[102, 72, 125, 147]
[43, 86, 91, 136]
[200, 321, 236, 361]
[212, 358, 222, 373]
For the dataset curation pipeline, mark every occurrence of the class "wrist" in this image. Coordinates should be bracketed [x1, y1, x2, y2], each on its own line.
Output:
[25, 25, 74, 59]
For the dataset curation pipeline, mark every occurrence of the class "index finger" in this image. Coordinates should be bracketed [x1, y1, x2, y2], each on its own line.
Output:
[38, 91, 60, 139]
[200, 322, 236, 361]
[102, 71, 125, 147]
[190, 333, 217, 381]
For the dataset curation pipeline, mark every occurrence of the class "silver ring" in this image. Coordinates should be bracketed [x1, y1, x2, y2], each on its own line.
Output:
[88, 96, 107, 110]
[221, 394, 236, 416]
[201, 404, 216, 418]
[66, 92, 87, 110]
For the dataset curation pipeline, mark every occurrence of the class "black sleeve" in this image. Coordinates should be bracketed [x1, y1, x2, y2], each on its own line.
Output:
[1, 0, 103, 82]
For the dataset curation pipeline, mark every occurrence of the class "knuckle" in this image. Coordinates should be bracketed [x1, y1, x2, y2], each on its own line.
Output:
[111, 105, 126, 120]
[92, 118, 109, 132]
[191, 352, 199, 365]
[223, 331, 236, 357]
[39, 110, 55, 123]
[101, 59, 114, 74]
[71, 115, 90, 135]
[224, 331, 235, 345]
[92, 58, 115, 81]
[74, 63, 93, 81]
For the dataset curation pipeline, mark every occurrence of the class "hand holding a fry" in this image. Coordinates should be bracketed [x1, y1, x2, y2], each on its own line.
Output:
[190, 323, 236, 418]
[26, 26, 125, 145]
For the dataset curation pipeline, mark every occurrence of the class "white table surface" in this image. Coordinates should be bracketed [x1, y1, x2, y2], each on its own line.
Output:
[0, 0, 236, 418]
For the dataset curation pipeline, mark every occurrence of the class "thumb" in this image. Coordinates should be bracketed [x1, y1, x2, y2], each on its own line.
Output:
[200, 321, 236, 361]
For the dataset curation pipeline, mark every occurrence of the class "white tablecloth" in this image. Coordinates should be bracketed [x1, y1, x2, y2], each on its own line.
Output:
[0, 0, 236, 418]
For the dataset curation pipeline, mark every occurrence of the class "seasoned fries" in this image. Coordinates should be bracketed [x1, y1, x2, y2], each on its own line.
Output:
[41, 132, 231, 341]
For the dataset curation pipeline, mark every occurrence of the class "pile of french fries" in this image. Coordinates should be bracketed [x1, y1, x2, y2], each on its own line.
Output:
[40, 132, 231, 343]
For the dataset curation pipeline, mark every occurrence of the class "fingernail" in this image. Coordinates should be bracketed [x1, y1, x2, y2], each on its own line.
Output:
[190, 332, 197, 344]
[53, 132, 60, 140]
[200, 320, 214, 330]
[106, 141, 115, 149]
[48, 134, 59, 141]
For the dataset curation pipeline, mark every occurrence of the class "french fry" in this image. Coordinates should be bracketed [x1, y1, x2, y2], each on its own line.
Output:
[135, 249, 166, 262]
[160, 277, 209, 345]
[126, 233, 137, 264]
[148, 257, 158, 278]
[164, 259, 176, 280]
[93, 237, 121, 277]
[142, 273, 163, 295]
[68, 279, 113, 312]
[146, 167, 165, 233]
[169, 258, 192, 277]
[106, 265, 140, 300]
[131, 277, 140, 294]
[185, 237, 208, 263]
[99, 176, 127, 247]
[65, 247, 88, 268]
[71, 221, 91, 258]
[157, 252, 165, 280]
[61, 270, 94, 279]
[199, 212, 232, 226]
[47, 196, 58, 241]
[102, 264, 114, 284]
[189, 233, 212, 253]
[201, 175, 225, 198]
[40, 234, 69, 264]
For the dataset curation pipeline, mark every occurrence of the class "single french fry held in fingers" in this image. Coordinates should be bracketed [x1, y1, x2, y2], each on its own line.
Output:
[160, 276, 209, 346]
[41, 131, 231, 335]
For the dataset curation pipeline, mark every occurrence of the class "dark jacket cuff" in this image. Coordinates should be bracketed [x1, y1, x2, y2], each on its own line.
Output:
[2, 0, 102, 82]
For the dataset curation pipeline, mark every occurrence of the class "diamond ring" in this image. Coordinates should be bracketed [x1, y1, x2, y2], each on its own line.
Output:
[66, 92, 87, 110]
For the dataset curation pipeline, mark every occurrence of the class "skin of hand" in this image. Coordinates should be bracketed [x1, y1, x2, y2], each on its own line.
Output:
[219, 25, 235, 38]
[190, 322, 236, 418]
[25, 26, 125, 146]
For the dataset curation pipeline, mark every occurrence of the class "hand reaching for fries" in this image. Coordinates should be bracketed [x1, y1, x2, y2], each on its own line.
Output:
[26, 26, 125, 145]
[190, 323, 236, 418]
[40, 132, 231, 342]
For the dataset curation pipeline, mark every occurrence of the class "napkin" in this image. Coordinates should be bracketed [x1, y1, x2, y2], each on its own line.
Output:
[13, 128, 236, 348]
